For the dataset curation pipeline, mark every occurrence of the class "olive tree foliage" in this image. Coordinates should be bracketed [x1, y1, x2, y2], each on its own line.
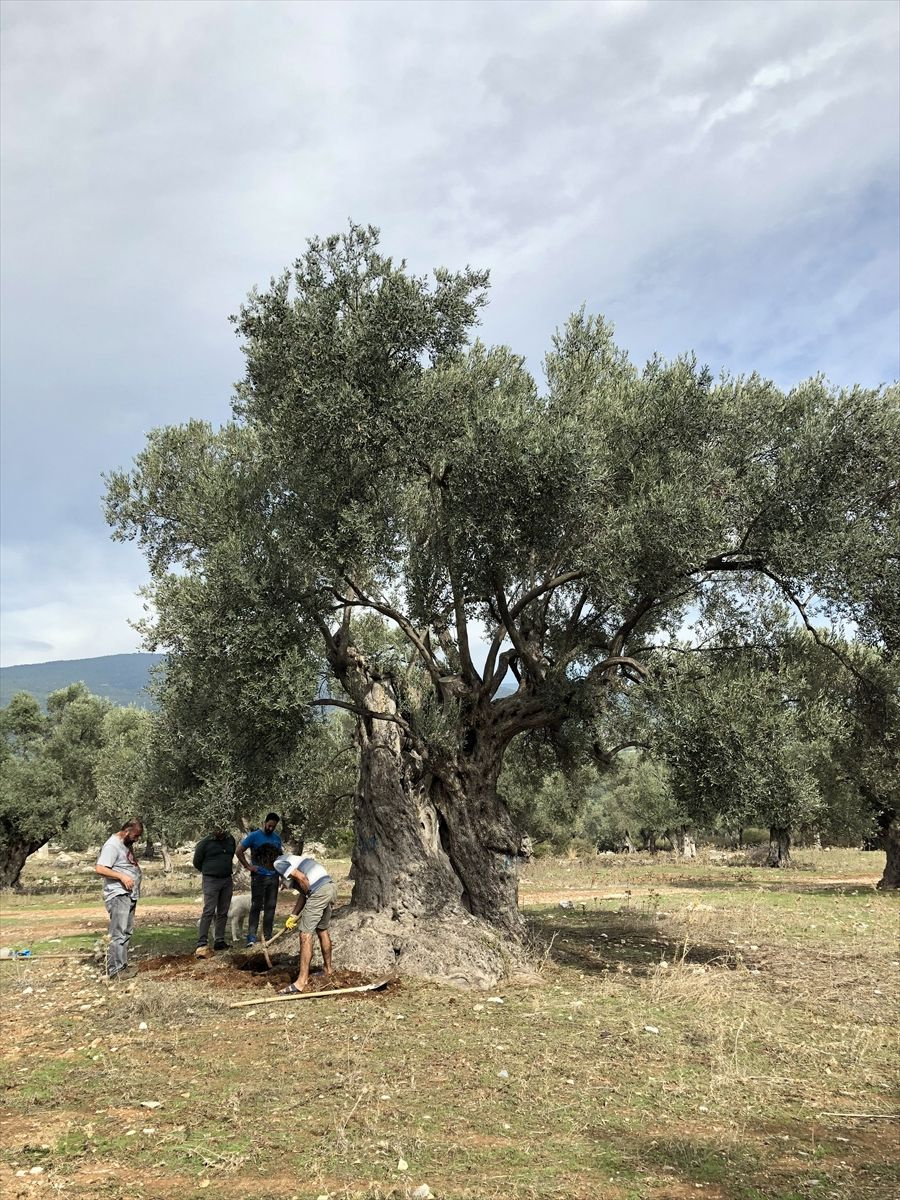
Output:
[105, 225, 899, 970]
[136, 634, 357, 853]
[652, 654, 825, 867]
[0, 685, 112, 887]
[787, 638, 899, 886]
[581, 755, 688, 854]
[499, 737, 597, 853]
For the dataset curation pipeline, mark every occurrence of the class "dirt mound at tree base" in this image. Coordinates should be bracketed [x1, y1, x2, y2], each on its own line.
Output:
[331, 905, 526, 989]
[137, 952, 395, 996]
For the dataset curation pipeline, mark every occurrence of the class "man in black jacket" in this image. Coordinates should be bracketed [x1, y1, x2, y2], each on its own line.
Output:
[193, 826, 237, 957]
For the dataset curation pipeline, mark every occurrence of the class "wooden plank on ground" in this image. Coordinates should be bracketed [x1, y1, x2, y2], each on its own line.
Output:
[229, 978, 390, 1007]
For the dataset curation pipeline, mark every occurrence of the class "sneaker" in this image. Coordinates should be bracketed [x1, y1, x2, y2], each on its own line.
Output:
[246, 936, 257, 947]
[194, 946, 212, 959]
[110, 965, 138, 981]
[213, 942, 230, 951]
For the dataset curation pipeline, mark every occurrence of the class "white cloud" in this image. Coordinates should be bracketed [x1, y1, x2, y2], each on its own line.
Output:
[0, 0, 897, 665]
[0, 536, 150, 666]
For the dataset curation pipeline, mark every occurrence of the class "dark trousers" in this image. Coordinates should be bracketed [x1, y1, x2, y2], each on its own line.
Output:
[198, 875, 233, 947]
[248, 874, 279, 941]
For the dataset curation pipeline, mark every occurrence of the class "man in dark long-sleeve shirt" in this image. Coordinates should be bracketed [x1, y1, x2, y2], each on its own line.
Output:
[193, 827, 237, 957]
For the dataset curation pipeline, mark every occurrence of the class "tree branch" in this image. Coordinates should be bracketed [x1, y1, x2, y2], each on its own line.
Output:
[310, 698, 411, 731]
[755, 566, 870, 684]
[335, 579, 445, 693]
[508, 569, 586, 624]
[610, 597, 658, 658]
[588, 655, 649, 682]
[591, 739, 651, 766]
[446, 557, 480, 686]
[492, 584, 539, 679]
[483, 570, 585, 686]
[486, 647, 519, 699]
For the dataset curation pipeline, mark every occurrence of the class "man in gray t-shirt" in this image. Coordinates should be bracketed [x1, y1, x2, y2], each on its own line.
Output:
[95, 818, 144, 980]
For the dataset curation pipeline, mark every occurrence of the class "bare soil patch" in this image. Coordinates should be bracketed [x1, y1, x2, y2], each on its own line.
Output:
[139, 950, 399, 998]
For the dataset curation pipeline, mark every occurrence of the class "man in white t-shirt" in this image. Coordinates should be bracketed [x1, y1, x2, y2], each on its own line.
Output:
[94, 818, 144, 980]
[273, 852, 336, 994]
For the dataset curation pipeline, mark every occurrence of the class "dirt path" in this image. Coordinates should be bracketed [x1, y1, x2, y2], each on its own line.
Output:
[0, 900, 201, 940]
[1, 871, 879, 939]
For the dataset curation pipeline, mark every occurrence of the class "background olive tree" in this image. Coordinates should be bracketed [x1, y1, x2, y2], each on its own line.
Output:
[0, 685, 111, 886]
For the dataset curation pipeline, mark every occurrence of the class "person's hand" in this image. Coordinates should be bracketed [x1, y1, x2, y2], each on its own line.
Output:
[285, 915, 298, 931]
[120, 875, 134, 891]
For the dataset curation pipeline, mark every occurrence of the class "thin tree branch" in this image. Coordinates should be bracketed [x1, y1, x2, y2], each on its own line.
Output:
[483, 570, 585, 685]
[493, 584, 538, 678]
[564, 586, 591, 646]
[756, 566, 870, 684]
[610, 596, 658, 658]
[591, 739, 651, 766]
[588, 655, 649, 682]
[508, 569, 586, 624]
[446, 557, 480, 686]
[336, 579, 445, 692]
[310, 698, 411, 731]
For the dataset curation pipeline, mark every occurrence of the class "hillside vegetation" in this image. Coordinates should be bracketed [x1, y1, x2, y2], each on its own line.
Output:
[0, 655, 163, 710]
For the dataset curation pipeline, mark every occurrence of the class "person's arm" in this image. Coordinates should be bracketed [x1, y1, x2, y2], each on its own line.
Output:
[192, 838, 208, 873]
[236, 834, 256, 874]
[94, 863, 134, 890]
[284, 870, 309, 926]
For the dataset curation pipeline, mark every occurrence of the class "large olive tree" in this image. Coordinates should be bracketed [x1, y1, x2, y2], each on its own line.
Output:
[106, 226, 898, 981]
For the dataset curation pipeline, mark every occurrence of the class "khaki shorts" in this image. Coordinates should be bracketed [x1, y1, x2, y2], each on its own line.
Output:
[299, 881, 336, 934]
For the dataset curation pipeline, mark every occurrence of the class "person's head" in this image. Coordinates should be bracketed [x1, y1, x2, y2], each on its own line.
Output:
[256, 843, 279, 871]
[263, 813, 280, 834]
[273, 855, 300, 890]
[119, 819, 144, 847]
[212, 826, 226, 839]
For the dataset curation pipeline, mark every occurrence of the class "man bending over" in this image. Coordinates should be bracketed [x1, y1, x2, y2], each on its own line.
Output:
[273, 851, 336, 993]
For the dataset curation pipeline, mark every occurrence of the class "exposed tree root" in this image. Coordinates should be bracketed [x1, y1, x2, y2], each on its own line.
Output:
[331, 905, 527, 989]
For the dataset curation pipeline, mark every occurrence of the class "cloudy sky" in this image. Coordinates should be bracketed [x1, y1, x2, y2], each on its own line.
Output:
[1, 0, 898, 667]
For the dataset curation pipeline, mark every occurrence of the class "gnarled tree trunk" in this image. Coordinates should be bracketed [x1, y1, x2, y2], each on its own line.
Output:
[766, 826, 792, 867]
[0, 837, 45, 889]
[671, 826, 697, 858]
[332, 671, 527, 987]
[876, 812, 900, 890]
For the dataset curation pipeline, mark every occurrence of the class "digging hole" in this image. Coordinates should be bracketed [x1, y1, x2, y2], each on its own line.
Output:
[234, 953, 295, 974]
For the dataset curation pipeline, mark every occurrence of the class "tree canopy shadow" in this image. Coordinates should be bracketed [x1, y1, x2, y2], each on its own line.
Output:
[527, 907, 741, 976]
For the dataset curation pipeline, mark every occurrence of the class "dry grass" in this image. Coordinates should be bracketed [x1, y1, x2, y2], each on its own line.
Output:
[0, 849, 897, 1199]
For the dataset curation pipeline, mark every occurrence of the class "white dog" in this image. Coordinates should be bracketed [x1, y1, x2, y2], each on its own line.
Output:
[226, 892, 252, 944]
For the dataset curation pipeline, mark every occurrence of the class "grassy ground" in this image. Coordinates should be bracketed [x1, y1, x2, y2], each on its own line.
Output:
[0, 849, 897, 1200]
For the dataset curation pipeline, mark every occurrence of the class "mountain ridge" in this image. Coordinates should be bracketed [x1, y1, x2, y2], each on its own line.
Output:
[0, 653, 165, 709]
[1, 651, 518, 710]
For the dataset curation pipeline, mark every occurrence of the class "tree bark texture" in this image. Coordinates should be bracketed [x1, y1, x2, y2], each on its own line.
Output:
[876, 813, 900, 890]
[159, 838, 174, 873]
[671, 827, 697, 858]
[0, 837, 45, 889]
[766, 826, 792, 868]
[328, 662, 530, 985]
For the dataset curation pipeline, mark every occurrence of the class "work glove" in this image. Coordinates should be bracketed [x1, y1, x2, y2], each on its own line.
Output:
[285, 915, 299, 931]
